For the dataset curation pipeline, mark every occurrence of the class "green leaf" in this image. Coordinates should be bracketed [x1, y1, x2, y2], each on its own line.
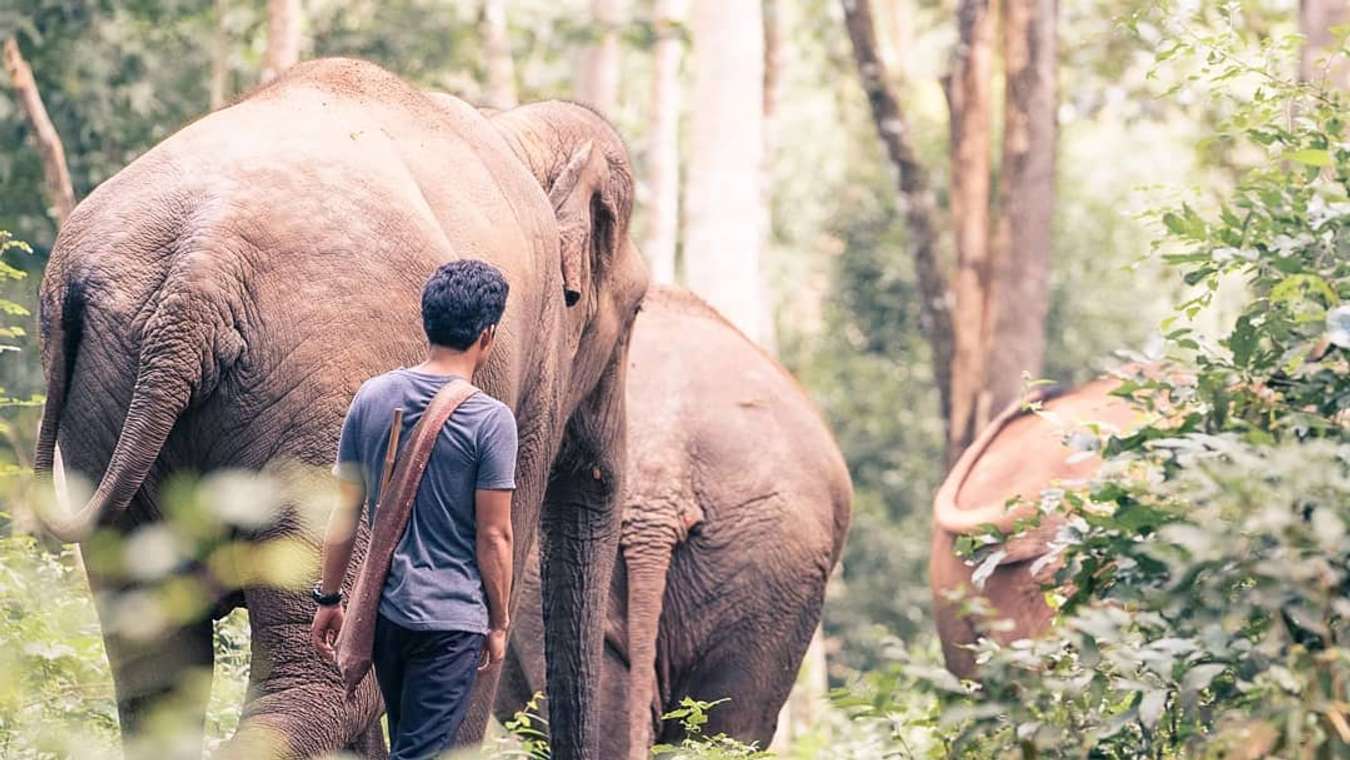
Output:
[1182, 663, 1227, 694]
[1288, 148, 1332, 167]
[1139, 689, 1169, 729]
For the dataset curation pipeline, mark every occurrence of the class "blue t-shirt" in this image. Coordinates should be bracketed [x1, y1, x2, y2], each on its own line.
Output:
[335, 368, 518, 633]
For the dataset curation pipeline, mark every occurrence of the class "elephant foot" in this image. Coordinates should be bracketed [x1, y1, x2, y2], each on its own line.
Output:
[222, 586, 384, 758]
[346, 717, 389, 759]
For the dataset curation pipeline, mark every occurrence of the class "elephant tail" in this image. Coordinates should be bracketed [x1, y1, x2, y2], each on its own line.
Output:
[622, 535, 675, 760]
[932, 386, 1058, 537]
[32, 280, 80, 495]
[34, 277, 214, 543]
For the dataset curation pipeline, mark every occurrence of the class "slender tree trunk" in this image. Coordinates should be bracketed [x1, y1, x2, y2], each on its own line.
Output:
[642, 0, 687, 285]
[684, 0, 768, 344]
[577, 0, 622, 116]
[840, 0, 954, 424]
[1300, 0, 1350, 89]
[260, 0, 302, 84]
[481, 0, 517, 110]
[758, 0, 782, 352]
[876, 0, 915, 80]
[943, 0, 995, 464]
[984, 0, 1056, 419]
[3, 37, 76, 225]
[210, 0, 230, 109]
[763, 0, 782, 119]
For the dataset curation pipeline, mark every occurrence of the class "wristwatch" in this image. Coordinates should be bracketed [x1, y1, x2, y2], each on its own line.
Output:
[312, 585, 342, 607]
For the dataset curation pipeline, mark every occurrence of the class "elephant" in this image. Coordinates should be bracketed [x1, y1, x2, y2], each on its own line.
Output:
[32, 58, 647, 759]
[929, 376, 1139, 678]
[493, 286, 854, 759]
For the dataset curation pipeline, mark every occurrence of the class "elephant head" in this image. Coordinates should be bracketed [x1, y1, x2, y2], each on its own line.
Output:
[479, 101, 649, 756]
[485, 102, 648, 398]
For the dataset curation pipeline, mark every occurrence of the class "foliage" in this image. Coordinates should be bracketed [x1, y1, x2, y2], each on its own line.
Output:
[847, 6, 1350, 757]
[0, 229, 38, 478]
[488, 691, 551, 759]
[0, 525, 253, 759]
[649, 698, 772, 759]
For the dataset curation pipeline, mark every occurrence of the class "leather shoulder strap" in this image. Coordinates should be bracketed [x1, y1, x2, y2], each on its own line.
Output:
[389, 378, 482, 498]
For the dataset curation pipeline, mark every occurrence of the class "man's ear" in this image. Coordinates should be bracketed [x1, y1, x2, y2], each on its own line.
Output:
[479, 326, 495, 353]
[548, 141, 615, 308]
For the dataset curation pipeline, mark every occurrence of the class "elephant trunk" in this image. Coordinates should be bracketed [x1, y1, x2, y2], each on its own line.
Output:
[622, 538, 674, 760]
[34, 285, 214, 543]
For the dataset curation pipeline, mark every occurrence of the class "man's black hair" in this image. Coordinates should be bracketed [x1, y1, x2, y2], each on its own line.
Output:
[421, 260, 509, 350]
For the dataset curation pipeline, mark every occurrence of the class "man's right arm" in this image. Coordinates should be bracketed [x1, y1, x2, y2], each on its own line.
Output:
[310, 390, 367, 661]
[318, 478, 366, 596]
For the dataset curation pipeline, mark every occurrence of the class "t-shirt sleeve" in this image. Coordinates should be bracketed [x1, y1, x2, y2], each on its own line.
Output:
[333, 387, 367, 484]
[476, 402, 519, 491]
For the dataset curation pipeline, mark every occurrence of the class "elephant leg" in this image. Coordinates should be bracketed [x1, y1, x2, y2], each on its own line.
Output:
[217, 585, 382, 758]
[494, 552, 547, 724]
[97, 602, 214, 759]
[620, 533, 675, 760]
[665, 590, 825, 752]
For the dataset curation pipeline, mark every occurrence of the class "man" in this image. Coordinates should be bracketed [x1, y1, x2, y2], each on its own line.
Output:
[310, 260, 517, 759]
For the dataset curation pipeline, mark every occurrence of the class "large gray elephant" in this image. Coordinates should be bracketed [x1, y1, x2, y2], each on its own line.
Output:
[33, 58, 647, 759]
[495, 287, 853, 759]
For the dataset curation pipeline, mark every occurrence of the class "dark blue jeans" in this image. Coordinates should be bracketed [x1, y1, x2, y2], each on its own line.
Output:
[372, 614, 486, 760]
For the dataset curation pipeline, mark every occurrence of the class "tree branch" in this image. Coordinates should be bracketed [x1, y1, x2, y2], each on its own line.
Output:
[840, 0, 955, 426]
[3, 37, 76, 226]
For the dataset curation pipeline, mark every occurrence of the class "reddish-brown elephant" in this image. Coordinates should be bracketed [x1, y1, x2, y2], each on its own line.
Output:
[496, 287, 853, 759]
[930, 376, 1140, 677]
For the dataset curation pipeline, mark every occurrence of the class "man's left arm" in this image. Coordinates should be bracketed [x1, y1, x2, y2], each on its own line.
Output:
[475, 488, 513, 670]
[475, 403, 518, 670]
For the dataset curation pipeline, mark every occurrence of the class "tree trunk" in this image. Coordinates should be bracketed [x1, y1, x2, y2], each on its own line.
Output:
[840, 0, 954, 424]
[984, 0, 1056, 420]
[481, 0, 517, 110]
[210, 0, 230, 109]
[763, 0, 782, 119]
[683, 0, 769, 344]
[260, 0, 302, 84]
[577, 0, 622, 116]
[876, 0, 916, 80]
[943, 0, 995, 464]
[1300, 0, 1350, 89]
[2, 37, 76, 226]
[642, 0, 687, 285]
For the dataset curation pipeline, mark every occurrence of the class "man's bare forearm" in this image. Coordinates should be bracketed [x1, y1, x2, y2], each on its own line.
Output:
[478, 529, 513, 630]
[319, 480, 365, 595]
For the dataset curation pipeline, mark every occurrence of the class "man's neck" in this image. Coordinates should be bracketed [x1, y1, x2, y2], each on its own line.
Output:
[412, 344, 478, 379]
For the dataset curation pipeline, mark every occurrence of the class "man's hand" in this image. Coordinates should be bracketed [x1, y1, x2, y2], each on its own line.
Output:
[311, 605, 345, 662]
[479, 627, 508, 671]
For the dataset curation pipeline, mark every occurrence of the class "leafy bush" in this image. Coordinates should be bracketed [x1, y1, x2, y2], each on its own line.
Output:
[844, 7, 1350, 758]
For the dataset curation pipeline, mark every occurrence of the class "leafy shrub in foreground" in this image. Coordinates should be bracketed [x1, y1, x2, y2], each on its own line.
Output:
[846, 6, 1350, 758]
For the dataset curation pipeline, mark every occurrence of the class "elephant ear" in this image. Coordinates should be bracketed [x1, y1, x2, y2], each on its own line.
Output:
[548, 140, 616, 307]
